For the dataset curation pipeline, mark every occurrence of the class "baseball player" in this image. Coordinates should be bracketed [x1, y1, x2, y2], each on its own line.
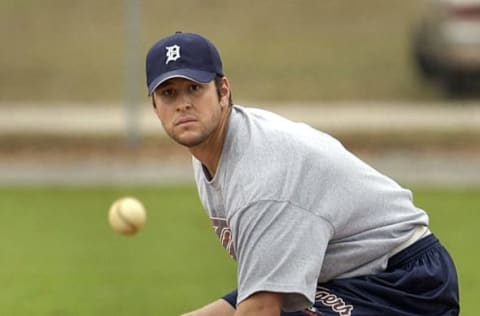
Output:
[145, 32, 459, 316]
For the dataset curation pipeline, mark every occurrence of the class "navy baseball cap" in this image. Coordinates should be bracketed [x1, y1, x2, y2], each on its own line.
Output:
[146, 32, 224, 95]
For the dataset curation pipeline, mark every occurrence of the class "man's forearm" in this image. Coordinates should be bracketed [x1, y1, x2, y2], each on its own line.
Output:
[234, 292, 283, 316]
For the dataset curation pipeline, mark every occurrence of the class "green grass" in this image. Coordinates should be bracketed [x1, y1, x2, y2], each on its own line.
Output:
[0, 186, 235, 315]
[0, 186, 477, 315]
[0, 0, 442, 102]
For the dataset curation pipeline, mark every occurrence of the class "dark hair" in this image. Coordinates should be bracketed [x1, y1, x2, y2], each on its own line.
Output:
[214, 75, 233, 107]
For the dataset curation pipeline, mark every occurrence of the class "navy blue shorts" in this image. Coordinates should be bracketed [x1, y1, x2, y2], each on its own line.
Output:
[285, 234, 459, 316]
[223, 234, 459, 316]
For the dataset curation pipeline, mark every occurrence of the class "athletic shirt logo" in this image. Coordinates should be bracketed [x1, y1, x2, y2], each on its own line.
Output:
[211, 217, 236, 259]
[165, 45, 181, 64]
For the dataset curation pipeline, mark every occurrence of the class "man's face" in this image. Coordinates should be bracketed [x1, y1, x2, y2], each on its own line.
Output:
[152, 77, 227, 148]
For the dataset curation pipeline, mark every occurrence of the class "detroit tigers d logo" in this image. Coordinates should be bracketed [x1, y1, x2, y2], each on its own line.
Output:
[165, 45, 181, 64]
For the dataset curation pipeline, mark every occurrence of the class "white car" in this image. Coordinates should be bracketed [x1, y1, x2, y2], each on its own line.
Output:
[412, 0, 480, 95]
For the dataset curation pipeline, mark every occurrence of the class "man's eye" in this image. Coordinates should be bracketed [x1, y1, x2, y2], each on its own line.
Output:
[190, 84, 201, 92]
[162, 89, 175, 97]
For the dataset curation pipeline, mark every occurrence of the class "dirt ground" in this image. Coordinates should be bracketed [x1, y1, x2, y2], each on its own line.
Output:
[0, 132, 478, 187]
[0, 102, 479, 186]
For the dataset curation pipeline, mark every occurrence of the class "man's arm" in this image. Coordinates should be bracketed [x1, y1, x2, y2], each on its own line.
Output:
[181, 299, 235, 316]
[234, 292, 283, 316]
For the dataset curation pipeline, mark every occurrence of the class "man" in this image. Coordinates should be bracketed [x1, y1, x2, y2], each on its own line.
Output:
[145, 32, 459, 316]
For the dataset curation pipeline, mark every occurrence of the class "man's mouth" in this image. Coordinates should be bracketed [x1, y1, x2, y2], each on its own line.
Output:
[175, 116, 197, 126]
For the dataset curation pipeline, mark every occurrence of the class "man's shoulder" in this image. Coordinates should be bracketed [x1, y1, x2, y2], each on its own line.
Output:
[232, 104, 292, 123]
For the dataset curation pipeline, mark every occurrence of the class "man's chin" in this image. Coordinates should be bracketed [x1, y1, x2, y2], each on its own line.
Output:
[174, 134, 206, 148]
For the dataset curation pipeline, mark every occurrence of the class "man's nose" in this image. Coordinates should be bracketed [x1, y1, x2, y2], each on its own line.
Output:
[176, 93, 193, 111]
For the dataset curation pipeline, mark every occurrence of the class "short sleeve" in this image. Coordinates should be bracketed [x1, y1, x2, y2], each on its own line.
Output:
[229, 200, 334, 312]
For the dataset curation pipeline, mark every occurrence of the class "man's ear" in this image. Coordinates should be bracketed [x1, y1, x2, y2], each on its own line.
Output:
[220, 77, 231, 105]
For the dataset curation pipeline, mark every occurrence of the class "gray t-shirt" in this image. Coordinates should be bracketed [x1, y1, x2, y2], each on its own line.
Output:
[193, 105, 428, 312]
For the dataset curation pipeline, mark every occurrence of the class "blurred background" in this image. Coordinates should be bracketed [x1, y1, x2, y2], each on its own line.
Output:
[0, 0, 479, 315]
[0, 0, 479, 185]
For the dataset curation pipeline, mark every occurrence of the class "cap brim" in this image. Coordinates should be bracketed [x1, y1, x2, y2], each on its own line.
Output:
[148, 69, 217, 95]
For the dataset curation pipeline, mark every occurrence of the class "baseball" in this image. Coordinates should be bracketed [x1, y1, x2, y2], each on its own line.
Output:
[108, 197, 147, 235]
